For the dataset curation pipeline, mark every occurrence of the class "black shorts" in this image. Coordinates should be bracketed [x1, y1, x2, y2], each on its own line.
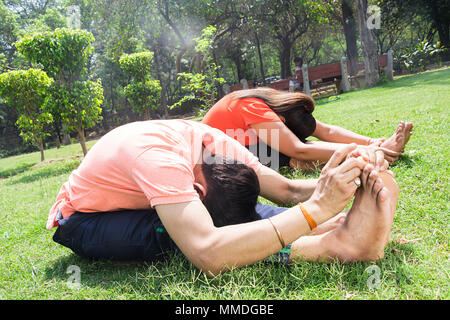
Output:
[53, 203, 291, 265]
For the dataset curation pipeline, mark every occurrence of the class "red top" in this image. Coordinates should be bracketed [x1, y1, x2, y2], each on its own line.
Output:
[202, 95, 281, 146]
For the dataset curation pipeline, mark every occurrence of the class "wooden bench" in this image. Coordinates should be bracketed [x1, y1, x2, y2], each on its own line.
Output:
[225, 51, 393, 97]
[267, 53, 391, 96]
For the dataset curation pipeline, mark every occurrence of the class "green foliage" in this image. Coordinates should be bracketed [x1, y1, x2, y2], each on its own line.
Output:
[171, 26, 225, 113]
[0, 53, 7, 73]
[119, 52, 154, 82]
[28, 7, 68, 32]
[15, 28, 95, 82]
[395, 40, 447, 72]
[119, 51, 161, 118]
[13, 28, 103, 155]
[47, 79, 104, 132]
[0, 69, 53, 153]
[172, 68, 225, 114]
[123, 80, 161, 116]
[194, 25, 216, 56]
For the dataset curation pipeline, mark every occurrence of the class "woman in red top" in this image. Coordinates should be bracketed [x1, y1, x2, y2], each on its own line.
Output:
[202, 88, 413, 170]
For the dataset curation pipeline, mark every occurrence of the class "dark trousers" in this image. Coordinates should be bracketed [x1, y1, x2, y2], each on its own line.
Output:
[53, 203, 287, 262]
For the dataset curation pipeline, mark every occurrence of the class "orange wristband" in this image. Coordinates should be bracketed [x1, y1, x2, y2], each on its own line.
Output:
[298, 202, 317, 230]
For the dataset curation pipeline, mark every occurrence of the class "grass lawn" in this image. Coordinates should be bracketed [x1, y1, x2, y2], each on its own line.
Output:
[0, 68, 449, 300]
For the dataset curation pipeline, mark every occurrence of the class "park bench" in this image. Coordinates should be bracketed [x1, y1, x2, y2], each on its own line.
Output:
[269, 52, 391, 96]
[225, 51, 394, 98]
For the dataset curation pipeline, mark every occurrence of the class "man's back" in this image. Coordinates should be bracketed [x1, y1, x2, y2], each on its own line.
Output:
[46, 120, 260, 229]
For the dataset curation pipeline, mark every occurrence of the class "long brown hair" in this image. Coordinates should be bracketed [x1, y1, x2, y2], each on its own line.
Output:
[230, 87, 316, 141]
[230, 87, 315, 114]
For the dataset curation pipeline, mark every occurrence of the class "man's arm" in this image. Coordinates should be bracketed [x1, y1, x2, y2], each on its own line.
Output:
[156, 144, 368, 276]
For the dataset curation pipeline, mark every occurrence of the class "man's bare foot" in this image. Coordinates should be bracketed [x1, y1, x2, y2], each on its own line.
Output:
[308, 211, 347, 236]
[331, 166, 399, 262]
[380, 121, 414, 154]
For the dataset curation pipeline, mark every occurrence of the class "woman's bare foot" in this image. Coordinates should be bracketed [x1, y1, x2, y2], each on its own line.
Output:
[331, 166, 399, 262]
[380, 121, 414, 154]
[403, 122, 414, 146]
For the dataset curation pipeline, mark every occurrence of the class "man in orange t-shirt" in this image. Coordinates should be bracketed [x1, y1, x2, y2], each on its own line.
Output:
[48, 119, 400, 276]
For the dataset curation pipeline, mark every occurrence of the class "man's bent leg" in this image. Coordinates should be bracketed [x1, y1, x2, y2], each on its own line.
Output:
[53, 209, 179, 262]
[53, 204, 290, 262]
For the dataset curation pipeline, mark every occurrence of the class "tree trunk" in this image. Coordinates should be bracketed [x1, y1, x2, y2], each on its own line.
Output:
[34, 137, 45, 162]
[436, 22, 450, 61]
[233, 56, 245, 83]
[54, 122, 62, 149]
[153, 45, 168, 118]
[61, 123, 71, 145]
[342, 0, 360, 76]
[357, 0, 379, 88]
[77, 127, 88, 156]
[144, 108, 151, 120]
[429, 1, 450, 61]
[254, 31, 266, 86]
[279, 40, 293, 79]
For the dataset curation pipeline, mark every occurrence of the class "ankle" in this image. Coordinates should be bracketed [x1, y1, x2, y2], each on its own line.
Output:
[332, 226, 385, 262]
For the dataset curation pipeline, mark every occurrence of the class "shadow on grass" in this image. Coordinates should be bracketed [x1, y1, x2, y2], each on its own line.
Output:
[5, 161, 80, 185]
[0, 163, 34, 179]
[43, 251, 197, 297]
[391, 154, 421, 170]
[42, 240, 418, 298]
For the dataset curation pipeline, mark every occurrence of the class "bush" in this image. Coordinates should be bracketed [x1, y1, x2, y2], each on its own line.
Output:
[394, 40, 447, 73]
[119, 51, 161, 119]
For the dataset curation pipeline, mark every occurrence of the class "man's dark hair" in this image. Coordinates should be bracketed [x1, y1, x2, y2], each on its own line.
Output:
[201, 155, 260, 227]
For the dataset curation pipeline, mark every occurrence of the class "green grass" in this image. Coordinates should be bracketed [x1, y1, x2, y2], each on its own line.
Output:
[0, 68, 449, 300]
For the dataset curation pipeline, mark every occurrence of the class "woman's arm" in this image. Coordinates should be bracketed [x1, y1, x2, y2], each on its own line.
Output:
[250, 121, 397, 167]
[250, 121, 346, 162]
[312, 120, 379, 145]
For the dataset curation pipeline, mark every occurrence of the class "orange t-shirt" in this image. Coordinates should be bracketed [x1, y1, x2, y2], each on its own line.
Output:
[202, 95, 281, 146]
[46, 120, 261, 229]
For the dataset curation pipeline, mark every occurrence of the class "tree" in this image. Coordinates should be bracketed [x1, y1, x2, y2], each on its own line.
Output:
[341, 0, 359, 75]
[356, 0, 379, 88]
[0, 1, 18, 65]
[374, 0, 416, 55]
[382, 0, 450, 61]
[171, 26, 225, 113]
[15, 28, 104, 156]
[0, 69, 53, 161]
[253, 0, 331, 79]
[119, 51, 162, 120]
